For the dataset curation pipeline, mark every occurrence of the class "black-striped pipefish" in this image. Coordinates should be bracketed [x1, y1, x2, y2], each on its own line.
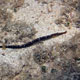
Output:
[1, 31, 67, 49]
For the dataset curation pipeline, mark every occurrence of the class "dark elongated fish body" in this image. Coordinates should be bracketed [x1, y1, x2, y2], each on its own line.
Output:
[0, 31, 67, 49]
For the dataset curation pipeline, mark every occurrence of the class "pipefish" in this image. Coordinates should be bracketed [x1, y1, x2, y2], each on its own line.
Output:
[1, 31, 67, 49]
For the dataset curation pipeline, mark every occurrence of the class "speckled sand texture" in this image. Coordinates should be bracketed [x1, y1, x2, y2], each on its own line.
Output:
[0, 0, 80, 80]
